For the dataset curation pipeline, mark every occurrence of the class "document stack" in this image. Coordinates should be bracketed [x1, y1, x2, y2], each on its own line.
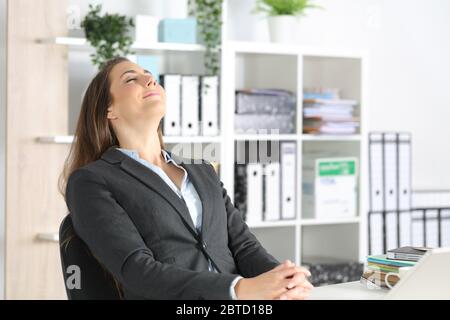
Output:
[234, 89, 296, 134]
[234, 142, 297, 224]
[160, 74, 219, 136]
[303, 89, 359, 135]
[360, 253, 417, 289]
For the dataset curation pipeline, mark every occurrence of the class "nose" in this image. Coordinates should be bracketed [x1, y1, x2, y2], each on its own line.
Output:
[145, 74, 157, 87]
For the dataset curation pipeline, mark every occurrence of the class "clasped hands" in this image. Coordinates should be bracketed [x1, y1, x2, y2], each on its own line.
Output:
[235, 259, 314, 300]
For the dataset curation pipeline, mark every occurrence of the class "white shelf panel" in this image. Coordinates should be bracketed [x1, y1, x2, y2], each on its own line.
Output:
[234, 134, 298, 141]
[247, 220, 298, 229]
[37, 37, 206, 53]
[301, 46, 366, 59]
[36, 136, 74, 144]
[301, 134, 361, 141]
[229, 41, 300, 56]
[163, 136, 222, 144]
[36, 135, 221, 145]
[300, 217, 361, 226]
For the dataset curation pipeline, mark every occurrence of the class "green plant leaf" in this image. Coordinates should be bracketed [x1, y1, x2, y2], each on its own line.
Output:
[81, 4, 135, 69]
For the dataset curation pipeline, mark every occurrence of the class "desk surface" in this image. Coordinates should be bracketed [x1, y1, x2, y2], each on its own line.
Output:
[307, 281, 389, 300]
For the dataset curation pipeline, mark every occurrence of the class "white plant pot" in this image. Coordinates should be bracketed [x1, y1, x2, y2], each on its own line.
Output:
[267, 15, 298, 43]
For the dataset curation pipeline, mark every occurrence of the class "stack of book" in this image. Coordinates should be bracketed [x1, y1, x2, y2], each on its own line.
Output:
[361, 254, 416, 289]
[303, 90, 359, 135]
[360, 247, 430, 289]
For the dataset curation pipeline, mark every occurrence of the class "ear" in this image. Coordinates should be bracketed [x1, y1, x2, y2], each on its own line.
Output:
[106, 105, 118, 120]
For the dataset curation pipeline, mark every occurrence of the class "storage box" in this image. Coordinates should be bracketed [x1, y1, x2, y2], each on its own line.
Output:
[304, 157, 358, 219]
[158, 18, 197, 44]
[135, 15, 159, 44]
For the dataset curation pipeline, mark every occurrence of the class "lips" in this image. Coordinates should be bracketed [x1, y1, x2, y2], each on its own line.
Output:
[143, 91, 160, 99]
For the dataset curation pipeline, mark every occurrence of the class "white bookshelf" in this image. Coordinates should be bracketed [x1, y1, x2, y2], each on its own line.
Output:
[37, 0, 369, 269]
[222, 35, 369, 267]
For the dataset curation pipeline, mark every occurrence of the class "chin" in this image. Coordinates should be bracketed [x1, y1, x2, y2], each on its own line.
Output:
[143, 102, 165, 118]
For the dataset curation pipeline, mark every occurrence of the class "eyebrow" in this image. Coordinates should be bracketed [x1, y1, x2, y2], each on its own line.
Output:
[120, 69, 153, 78]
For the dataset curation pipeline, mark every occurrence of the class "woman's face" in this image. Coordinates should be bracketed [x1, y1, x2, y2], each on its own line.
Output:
[107, 60, 166, 130]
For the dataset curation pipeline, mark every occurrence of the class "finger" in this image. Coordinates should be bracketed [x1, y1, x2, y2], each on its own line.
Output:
[279, 287, 311, 300]
[278, 266, 311, 279]
[297, 266, 312, 277]
[287, 274, 314, 290]
[286, 272, 306, 289]
[269, 260, 293, 273]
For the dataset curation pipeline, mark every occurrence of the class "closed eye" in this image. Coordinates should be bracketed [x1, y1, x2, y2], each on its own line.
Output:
[126, 78, 137, 83]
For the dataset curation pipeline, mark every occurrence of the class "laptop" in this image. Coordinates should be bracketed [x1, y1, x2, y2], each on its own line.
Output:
[384, 247, 450, 299]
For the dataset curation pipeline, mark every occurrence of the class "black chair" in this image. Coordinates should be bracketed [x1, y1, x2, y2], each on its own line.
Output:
[59, 214, 123, 300]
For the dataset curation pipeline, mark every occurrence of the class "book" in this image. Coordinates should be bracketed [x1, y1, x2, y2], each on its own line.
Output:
[367, 255, 416, 268]
[387, 246, 432, 262]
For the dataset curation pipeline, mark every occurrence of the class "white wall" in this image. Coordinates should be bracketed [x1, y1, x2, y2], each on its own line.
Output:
[228, 0, 450, 190]
[67, 0, 450, 190]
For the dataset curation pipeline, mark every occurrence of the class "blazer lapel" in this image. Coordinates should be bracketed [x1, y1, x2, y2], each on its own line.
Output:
[101, 147, 198, 236]
[168, 152, 213, 238]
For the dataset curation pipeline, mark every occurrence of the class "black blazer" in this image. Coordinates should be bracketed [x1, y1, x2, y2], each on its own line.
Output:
[65, 146, 279, 300]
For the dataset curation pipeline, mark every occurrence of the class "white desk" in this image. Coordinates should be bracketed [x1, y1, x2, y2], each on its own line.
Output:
[307, 281, 389, 300]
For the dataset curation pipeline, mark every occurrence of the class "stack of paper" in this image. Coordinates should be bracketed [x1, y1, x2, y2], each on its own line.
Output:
[303, 98, 359, 135]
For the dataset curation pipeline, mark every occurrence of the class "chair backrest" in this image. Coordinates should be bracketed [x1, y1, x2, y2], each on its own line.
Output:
[59, 214, 122, 300]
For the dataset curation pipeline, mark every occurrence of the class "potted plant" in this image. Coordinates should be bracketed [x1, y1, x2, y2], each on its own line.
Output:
[188, 0, 223, 77]
[82, 4, 135, 69]
[253, 0, 320, 43]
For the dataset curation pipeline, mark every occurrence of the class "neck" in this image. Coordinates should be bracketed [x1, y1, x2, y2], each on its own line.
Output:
[116, 125, 164, 166]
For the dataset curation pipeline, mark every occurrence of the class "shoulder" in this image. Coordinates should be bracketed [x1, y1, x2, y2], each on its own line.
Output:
[66, 160, 110, 194]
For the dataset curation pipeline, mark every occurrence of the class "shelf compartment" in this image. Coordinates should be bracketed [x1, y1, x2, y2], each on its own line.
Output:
[252, 226, 296, 263]
[301, 223, 360, 263]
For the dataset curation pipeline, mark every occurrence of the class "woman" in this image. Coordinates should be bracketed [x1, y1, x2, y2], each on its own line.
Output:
[61, 57, 313, 300]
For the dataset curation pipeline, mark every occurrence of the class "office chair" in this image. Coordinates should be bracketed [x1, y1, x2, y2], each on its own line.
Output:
[59, 214, 123, 300]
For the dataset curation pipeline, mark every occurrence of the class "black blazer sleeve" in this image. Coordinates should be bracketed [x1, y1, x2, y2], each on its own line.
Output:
[205, 163, 280, 277]
[66, 167, 238, 300]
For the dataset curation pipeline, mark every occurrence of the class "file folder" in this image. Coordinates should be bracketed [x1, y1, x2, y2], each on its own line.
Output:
[399, 210, 412, 247]
[411, 210, 425, 247]
[369, 211, 384, 255]
[264, 162, 280, 221]
[383, 133, 398, 212]
[369, 133, 384, 212]
[441, 209, 450, 247]
[398, 133, 412, 211]
[246, 163, 263, 224]
[425, 210, 439, 247]
[385, 211, 398, 251]
[181, 75, 200, 136]
[280, 142, 296, 220]
[160, 74, 181, 136]
[200, 76, 219, 136]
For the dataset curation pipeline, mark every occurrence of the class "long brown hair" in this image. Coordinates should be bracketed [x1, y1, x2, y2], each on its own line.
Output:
[59, 57, 165, 197]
